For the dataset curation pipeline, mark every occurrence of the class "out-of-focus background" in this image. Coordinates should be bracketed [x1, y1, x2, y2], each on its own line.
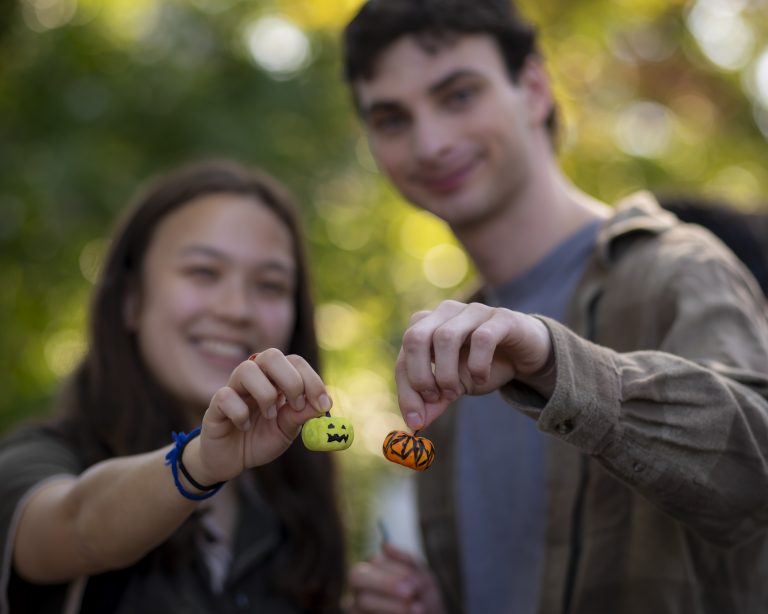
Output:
[2, 0, 767, 560]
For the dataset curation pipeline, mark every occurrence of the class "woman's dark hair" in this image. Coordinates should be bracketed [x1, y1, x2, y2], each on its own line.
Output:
[55, 159, 344, 610]
[342, 0, 558, 140]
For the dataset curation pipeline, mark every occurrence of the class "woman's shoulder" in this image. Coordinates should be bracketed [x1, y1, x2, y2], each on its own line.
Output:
[0, 422, 82, 488]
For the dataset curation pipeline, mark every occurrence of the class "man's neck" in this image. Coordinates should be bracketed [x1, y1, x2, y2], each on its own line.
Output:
[453, 166, 611, 287]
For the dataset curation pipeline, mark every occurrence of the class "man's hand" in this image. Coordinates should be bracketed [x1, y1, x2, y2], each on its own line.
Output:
[349, 542, 445, 614]
[397, 300, 555, 430]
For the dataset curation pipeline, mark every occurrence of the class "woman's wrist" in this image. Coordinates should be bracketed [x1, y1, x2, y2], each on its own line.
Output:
[179, 433, 218, 492]
[164, 429, 225, 501]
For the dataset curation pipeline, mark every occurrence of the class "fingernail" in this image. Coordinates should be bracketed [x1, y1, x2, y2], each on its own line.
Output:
[406, 412, 422, 430]
[267, 404, 277, 419]
[319, 394, 332, 411]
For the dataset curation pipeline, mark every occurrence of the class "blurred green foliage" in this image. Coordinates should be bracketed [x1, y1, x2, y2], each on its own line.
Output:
[1, 0, 768, 560]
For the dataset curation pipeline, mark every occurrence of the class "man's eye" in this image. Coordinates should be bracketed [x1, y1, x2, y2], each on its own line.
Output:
[445, 86, 478, 109]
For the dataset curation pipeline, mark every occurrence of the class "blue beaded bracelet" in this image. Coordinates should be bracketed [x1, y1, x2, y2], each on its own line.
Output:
[165, 428, 225, 501]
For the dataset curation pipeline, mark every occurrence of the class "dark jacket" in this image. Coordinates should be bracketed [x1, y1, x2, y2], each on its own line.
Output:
[0, 426, 305, 614]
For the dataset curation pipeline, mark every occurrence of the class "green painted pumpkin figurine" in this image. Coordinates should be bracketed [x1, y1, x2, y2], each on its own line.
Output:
[301, 412, 354, 451]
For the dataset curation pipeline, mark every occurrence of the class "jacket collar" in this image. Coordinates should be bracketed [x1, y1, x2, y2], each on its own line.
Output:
[595, 191, 678, 266]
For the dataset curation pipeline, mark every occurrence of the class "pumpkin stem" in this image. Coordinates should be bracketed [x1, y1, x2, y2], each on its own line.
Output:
[325, 411, 331, 417]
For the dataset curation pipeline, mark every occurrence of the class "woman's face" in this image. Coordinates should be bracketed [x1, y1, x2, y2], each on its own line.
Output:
[129, 192, 297, 414]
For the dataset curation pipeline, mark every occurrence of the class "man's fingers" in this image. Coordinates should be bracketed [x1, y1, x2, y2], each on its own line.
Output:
[395, 351, 428, 430]
[408, 310, 431, 326]
[465, 315, 513, 386]
[401, 320, 440, 404]
[431, 302, 495, 395]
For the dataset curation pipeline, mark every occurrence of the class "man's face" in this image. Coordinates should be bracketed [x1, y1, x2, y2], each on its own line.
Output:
[355, 34, 547, 230]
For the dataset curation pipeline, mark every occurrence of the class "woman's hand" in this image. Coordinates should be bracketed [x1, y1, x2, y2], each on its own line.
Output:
[397, 300, 555, 430]
[186, 349, 331, 485]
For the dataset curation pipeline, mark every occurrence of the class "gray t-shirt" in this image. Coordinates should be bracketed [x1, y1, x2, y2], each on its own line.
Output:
[458, 220, 601, 614]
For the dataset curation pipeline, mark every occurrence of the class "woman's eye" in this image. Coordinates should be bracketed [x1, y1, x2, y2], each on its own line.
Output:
[371, 113, 409, 135]
[256, 281, 291, 296]
[187, 267, 218, 281]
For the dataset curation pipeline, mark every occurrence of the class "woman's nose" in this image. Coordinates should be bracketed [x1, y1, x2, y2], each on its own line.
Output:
[214, 278, 252, 322]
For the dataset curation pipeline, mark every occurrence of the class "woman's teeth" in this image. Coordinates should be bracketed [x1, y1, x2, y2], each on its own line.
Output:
[198, 339, 248, 359]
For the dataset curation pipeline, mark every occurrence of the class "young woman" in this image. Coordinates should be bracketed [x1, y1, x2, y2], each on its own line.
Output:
[0, 160, 346, 613]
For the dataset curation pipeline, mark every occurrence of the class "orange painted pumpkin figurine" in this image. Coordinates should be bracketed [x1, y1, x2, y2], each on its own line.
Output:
[382, 430, 436, 471]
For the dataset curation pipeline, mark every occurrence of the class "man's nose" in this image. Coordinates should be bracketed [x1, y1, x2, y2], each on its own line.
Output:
[412, 115, 452, 163]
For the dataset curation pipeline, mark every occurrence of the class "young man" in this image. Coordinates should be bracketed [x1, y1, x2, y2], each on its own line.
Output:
[343, 1, 768, 613]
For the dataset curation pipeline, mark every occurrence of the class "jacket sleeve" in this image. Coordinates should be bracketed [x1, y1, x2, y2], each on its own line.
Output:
[501, 247, 768, 548]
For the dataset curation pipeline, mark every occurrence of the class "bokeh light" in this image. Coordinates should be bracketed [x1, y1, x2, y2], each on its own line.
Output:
[79, 239, 106, 284]
[316, 301, 363, 351]
[244, 15, 311, 78]
[399, 210, 455, 259]
[422, 244, 469, 289]
[43, 329, 86, 377]
[21, 0, 77, 31]
[686, 0, 754, 71]
[754, 48, 768, 108]
[705, 165, 761, 202]
[614, 101, 675, 158]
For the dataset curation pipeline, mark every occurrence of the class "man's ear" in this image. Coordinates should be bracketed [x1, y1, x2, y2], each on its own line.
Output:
[518, 55, 554, 127]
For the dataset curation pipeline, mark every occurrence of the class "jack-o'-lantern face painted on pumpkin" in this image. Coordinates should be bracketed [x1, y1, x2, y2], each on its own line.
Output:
[301, 415, 354, 451]
[382, 430, 435, 471]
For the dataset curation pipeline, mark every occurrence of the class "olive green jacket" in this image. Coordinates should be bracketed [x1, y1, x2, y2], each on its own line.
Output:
[418, 192, 768, 614]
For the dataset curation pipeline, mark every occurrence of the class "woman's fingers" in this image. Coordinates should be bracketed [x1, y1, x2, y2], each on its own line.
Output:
[286, 354, 333, 413]
[227, 349, 332, 422]
[349, 544, 436, 614]
[240, 348, 305, 409]
[228, 360, 280, 420]
[207, 386, 252, 431]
